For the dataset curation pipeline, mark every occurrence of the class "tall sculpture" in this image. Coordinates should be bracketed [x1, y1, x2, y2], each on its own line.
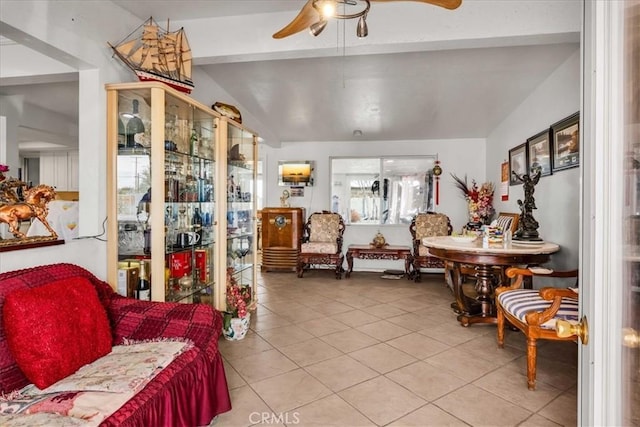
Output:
[512, 169, 542, 241]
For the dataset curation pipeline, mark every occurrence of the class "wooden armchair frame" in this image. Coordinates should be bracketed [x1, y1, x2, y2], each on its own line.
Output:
[297, 212, 346, 279]
[496, 267, 579, 390]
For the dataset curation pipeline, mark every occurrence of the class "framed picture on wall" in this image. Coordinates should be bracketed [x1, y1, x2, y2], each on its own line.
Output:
[527, 129, 553, 177]
[551, 112, 580, 171]
[509, 142, 528, 185]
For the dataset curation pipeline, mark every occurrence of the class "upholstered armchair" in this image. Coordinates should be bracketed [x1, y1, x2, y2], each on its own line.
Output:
[496, 267, 580, 390]
[409, 212, 452, 282]
[297, 212, 346, 279]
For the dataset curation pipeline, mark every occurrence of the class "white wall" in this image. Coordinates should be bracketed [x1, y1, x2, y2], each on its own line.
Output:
[0, 0, 138, 275]
[261, 138, 486, 272]
[261, 50, 580, 274]
[487, 49, 581, 271]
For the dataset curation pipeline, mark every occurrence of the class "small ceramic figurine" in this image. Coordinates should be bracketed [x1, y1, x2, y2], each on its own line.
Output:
[280, 190, 290, 207]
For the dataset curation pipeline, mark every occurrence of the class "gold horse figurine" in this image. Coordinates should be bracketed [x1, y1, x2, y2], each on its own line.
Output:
[0, 184, 58, 239]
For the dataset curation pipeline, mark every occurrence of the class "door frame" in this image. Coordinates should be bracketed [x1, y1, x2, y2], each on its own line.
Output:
[580, 0, 627, 424]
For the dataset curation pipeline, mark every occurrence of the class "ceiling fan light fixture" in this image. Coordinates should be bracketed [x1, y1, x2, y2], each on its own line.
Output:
[319, 0, 337, 18]
[309, 19, 328, 36]
[356, 15, 368, 38]
[274, 0, 461, 39]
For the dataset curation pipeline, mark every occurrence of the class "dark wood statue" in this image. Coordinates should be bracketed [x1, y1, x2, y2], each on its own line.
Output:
[512, 169, 543, 241]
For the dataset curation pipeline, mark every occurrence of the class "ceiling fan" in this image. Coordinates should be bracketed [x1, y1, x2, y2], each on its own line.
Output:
[273, 0, 462, 39]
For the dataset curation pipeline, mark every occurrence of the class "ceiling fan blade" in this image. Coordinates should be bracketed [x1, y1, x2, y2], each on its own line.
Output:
[273, 0, 319, 39]
[371, 0, 462, 10]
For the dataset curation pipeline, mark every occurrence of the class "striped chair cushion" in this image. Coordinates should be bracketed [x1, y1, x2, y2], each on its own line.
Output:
[496, 216, 514, 233]
[497, 289, 579, 329]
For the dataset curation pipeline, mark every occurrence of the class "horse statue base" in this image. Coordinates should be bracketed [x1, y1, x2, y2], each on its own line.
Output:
[0, 234, 59, 248]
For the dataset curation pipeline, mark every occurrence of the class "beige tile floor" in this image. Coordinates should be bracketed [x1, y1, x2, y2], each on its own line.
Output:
[215, 271, 578, 427]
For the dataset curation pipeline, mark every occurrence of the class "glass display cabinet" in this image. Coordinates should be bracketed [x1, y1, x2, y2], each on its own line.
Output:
[218, 120, 258, 297]
[106, 82, 258, 311]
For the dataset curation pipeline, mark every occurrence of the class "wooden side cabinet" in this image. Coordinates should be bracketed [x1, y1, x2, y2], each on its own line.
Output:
[261, 207, 305, 272]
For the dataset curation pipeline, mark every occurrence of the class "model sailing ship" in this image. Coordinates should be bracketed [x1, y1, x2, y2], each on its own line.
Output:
[109, 17, 194, 94]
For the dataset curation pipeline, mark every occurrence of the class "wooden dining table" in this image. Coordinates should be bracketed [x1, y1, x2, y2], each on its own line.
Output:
[422, 236, 560, 326]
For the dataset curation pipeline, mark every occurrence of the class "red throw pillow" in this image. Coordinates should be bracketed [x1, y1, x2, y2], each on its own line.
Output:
[3, 277, 113, 389]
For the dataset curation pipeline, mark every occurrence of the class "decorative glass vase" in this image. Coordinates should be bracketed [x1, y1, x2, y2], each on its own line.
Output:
[223, 312, 251, 341]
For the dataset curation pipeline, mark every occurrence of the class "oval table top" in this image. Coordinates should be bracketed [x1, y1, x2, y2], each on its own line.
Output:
[422, 235, 560, 255]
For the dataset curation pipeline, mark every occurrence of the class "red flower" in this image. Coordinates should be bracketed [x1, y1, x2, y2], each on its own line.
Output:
[225, 267, 252, 319]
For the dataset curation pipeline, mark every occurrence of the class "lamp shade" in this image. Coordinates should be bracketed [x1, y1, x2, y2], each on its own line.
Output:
[356, 15, 368, 38]
[309, 20, 328, 36]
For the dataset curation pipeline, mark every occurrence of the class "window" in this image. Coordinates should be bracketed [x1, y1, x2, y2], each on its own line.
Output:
[330, 156, 436, 225]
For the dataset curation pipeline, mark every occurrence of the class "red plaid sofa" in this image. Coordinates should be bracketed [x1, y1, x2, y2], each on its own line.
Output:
[0, 263, 231, 426]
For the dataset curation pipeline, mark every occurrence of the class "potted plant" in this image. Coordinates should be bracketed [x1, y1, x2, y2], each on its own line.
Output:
[222, 267, 253, 340]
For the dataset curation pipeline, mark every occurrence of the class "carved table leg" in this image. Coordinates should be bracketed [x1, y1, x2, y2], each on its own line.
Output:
[336, 254, 344, 279]
[446, 261, 481, 318]
[456, 263, 498, 326]
[413, 257, 421, 282]
[297, 258, 305, 278]
[345, 251, 354, 278]
[404, 254, 411, 278]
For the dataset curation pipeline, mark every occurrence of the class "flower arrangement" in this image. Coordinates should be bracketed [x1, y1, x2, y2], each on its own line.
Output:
[451, 173, 495, 224]
[0, 164, 9, 182]
[225, 267, 252, 320]
[222, 267, 254, 340]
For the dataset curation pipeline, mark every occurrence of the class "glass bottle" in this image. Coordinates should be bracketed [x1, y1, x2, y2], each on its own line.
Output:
[136, 260, 151, 301]
[126, 99, 145, 148]
[190, 128, 199, 156]
[177, 205, 188, 231]
[503, 229, 512, 248]
[143, 228, 151, 255]
[227, 175, 235, 201]
[185, 163, 197, 202]
[198, 169, 207, 202]
[191, 268, 202, 303]
[192, 207, 203, 244]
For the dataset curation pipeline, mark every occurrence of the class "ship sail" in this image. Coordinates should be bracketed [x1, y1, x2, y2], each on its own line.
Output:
[178, 30, 193, 81]
[108, 17, 194, 94]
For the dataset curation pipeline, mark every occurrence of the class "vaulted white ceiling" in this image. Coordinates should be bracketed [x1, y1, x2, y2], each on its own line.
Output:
[1, 0, 581, 148]
[105, 0, 583, 145]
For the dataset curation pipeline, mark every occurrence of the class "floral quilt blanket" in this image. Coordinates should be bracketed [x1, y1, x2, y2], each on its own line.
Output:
[0, 340, 189, 426]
